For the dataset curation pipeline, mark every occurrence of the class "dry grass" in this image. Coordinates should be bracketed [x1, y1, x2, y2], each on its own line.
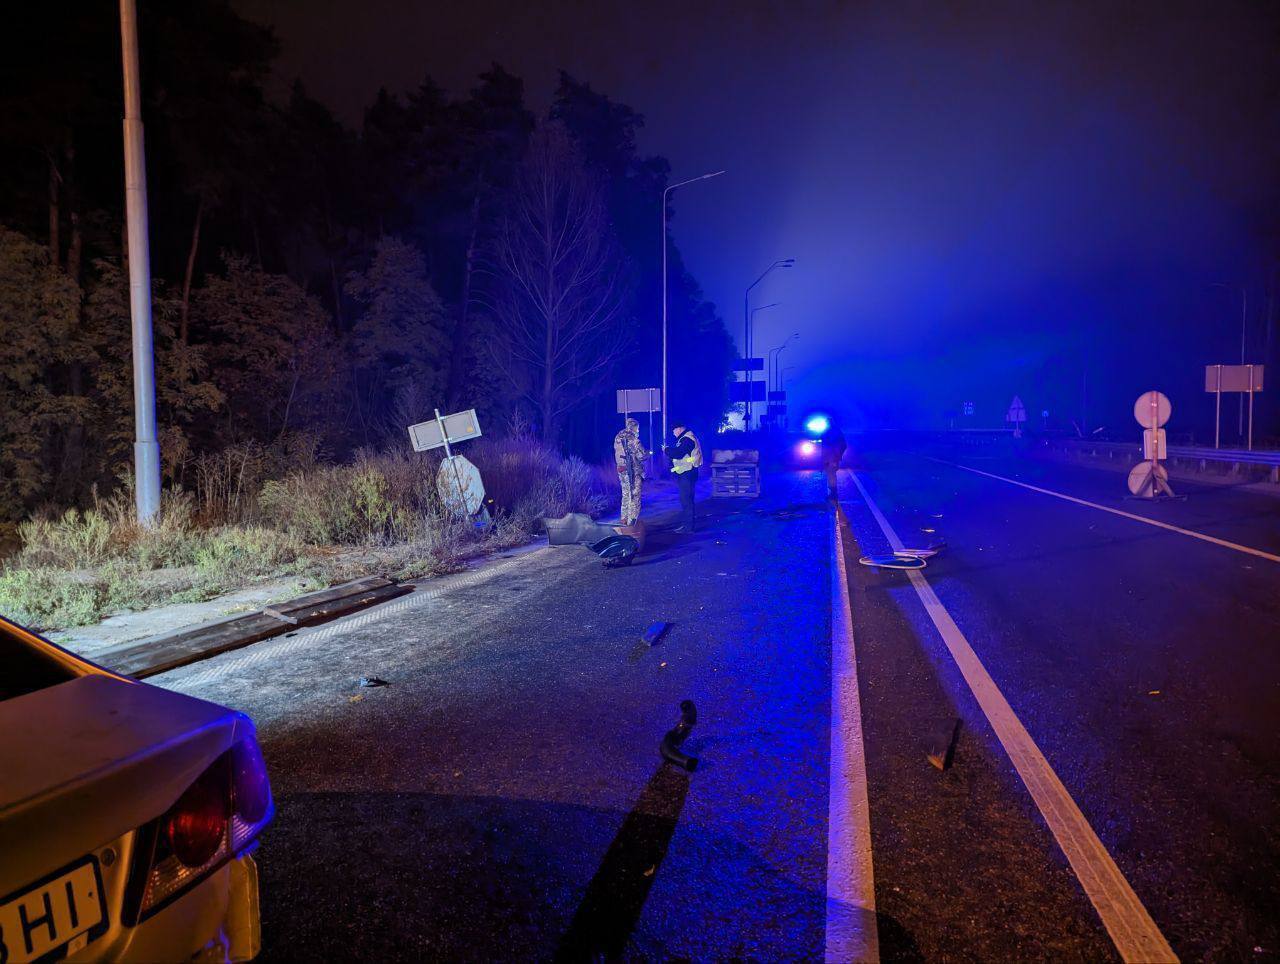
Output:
[1, 436, 613, 630]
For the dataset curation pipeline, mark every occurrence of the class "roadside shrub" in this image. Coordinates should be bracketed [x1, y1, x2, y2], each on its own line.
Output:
[0, 566, 103, 630]
[16, 508, 115, 569]
[193, 526, 305, 590]
[468, 436, 559, 513]
[259, 455, 439, 546]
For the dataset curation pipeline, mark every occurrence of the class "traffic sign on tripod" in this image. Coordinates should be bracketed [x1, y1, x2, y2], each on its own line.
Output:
[1128, 391, 1176, 499]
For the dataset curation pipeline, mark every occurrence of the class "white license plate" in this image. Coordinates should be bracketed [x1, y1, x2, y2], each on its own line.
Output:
[0, 857, 106, 963]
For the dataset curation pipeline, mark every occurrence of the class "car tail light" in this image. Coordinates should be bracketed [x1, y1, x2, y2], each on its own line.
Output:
[165, 762, 229, 867]
[127, 734, 274, 923]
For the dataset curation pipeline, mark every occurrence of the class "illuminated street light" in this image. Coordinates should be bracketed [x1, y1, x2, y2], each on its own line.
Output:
[662, 169, 724, 441]
[745, 259, 794, 429]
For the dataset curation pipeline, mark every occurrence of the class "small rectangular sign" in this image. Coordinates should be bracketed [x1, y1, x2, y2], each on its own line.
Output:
[615, 388, 662, 413]
[728, 381, 767, 403]
[1205, 364, 1264, 393]
[732, 358, 765, 372]
[768, 390, 787, 402]
[1143, 428, 1167, 460]
[408, 409, 482, 452]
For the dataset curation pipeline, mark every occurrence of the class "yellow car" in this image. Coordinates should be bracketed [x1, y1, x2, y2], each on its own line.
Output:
[0, 616, 272, 962]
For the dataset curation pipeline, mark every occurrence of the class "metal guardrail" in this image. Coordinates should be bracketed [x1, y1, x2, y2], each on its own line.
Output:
[1050, 438, 1280, 480]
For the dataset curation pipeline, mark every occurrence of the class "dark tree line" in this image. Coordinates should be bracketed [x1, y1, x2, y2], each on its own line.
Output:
[0, 1, 735, 522]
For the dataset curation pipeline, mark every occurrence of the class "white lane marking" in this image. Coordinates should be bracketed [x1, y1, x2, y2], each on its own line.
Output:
[850, 472, 1177, 964]
[932, 457, 1280, 565]
[826, 494, 879, 963]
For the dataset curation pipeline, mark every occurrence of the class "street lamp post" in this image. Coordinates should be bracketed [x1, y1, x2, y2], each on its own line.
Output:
[780, 365, 797, 428]
[744, 259, 794, 429]
[119, 0, 162, 524]
[769, 331, 800, 394]
[662, 169, 724, 442]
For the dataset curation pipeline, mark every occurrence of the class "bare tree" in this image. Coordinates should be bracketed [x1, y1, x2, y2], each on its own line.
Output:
[482, 122, 632, 444]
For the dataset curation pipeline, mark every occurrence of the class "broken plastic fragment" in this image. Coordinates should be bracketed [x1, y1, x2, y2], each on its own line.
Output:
[358, 676, 390, 688]
[659, 699, 698, 772]
[859, 554, 927, 570]
[642, 621, 669, 646]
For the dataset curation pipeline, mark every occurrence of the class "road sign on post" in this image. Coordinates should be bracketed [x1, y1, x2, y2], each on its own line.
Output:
[1006, 395, 1027, 438]
[1129, 391, 1176, 499]
[407, 408, 486, 520]
[1204, 364, 1264, 450]
[616, 388, 661, 473]
[615, 388, 662, 413]
[732, 358, 765, 372]
[729, 381, 767, 403]
[408, 409, 482, 452]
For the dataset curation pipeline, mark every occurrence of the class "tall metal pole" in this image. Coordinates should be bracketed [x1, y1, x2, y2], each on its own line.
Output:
[119, 0, 161, 524]
[1239, 288, 1247, 437]
[661, 170, 723, 443]
[744, 259, 793, 430]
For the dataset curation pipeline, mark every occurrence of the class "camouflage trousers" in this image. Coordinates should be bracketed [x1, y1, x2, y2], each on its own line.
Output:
[619, 475, 643, 525]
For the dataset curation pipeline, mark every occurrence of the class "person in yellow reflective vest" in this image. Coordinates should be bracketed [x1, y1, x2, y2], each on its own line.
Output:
[663, 421, 703, 532]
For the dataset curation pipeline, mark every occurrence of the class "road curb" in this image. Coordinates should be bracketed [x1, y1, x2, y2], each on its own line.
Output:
[98, 576, 411, 678]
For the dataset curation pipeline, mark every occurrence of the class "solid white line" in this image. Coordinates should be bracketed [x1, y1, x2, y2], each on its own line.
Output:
[826, 496, 879, 963]
[850, 472, 1177, 964]
[932, 457, 1280, 565]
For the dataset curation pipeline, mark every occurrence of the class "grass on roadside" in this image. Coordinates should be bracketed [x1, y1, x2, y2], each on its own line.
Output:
[1, 437, 615, 631]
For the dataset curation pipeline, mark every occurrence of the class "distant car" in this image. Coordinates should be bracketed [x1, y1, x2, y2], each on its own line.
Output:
[0, 615, 273, 963]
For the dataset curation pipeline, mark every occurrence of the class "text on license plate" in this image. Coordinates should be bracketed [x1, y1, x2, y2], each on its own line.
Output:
[0, 858, 106, 963]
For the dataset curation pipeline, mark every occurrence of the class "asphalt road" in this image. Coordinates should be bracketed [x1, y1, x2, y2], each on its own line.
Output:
[149, 438, 1280, 961]
[842, 437, 1280, 962]
[156, 475, 840, 960]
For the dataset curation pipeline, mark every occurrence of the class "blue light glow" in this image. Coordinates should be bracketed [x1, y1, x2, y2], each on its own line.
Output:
[804, 415, 829, 436]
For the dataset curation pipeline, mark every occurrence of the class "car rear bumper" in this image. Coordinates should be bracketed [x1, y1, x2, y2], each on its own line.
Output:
[67, 851, 261, 963]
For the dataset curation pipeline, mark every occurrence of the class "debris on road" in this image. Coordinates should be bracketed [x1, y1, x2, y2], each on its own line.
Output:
[897, 545, 941, 559]
[859, 553, 928, 570]
[660, 699, 699, 772]
[358, 676, 390, 688]
[642, 621, 670, 646]
[927, 718, 962, 771]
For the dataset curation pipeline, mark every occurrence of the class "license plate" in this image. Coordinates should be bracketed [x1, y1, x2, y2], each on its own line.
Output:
[0, 857, 107, 963]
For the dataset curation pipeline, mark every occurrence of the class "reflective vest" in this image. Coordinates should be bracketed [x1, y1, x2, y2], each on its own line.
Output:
[671, 430, 703, 474]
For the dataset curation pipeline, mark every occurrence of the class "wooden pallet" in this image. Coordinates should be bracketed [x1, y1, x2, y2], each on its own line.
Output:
[711, 463, 761, 498]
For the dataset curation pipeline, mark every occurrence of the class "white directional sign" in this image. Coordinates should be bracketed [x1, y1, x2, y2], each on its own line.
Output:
[408, 409, 482, 452]
[1006, 395, 1026, 423]
[616, 388, 662, 414]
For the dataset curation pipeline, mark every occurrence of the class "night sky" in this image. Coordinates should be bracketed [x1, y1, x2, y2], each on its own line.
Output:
[235, 0, 1280, 438]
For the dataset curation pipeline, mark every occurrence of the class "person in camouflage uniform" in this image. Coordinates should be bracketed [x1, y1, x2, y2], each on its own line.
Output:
[613, 417, 646, 524]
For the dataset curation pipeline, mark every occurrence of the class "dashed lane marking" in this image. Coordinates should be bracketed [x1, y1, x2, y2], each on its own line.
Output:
[826, 491, 879, 963]
[850, 471, 1177, 964]
[931, 457, 1280, 565]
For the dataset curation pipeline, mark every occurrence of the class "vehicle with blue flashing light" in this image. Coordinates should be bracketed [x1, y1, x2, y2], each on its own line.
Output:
[0, 615, 272, 963]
